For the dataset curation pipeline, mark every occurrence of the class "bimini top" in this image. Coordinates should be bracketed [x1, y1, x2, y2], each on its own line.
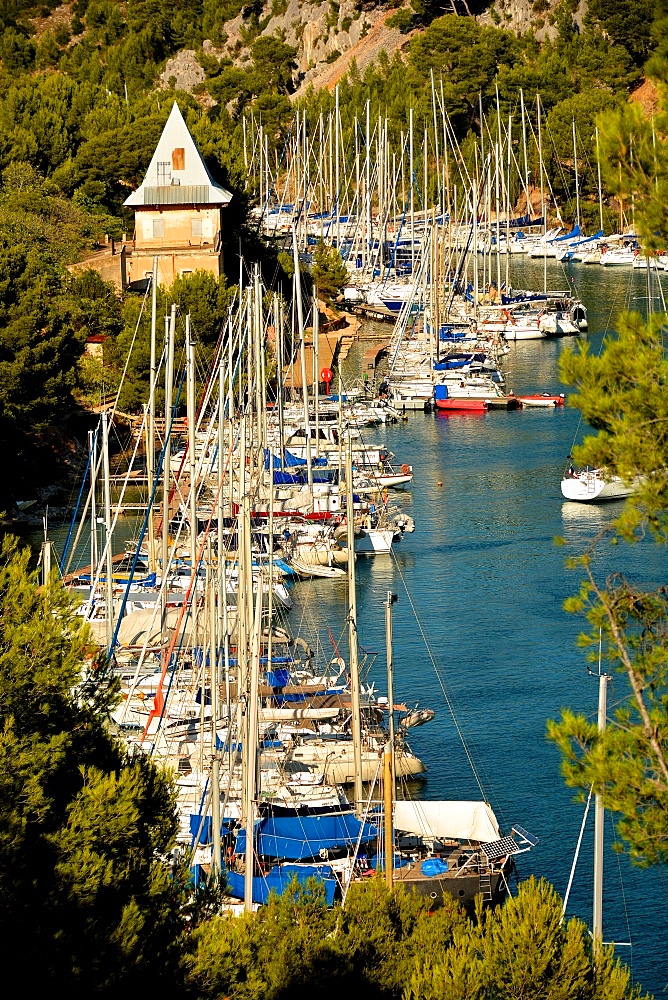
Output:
[124, 102, 232, 208]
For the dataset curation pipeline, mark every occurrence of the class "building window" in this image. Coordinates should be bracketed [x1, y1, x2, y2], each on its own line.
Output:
[191, 219, 202, 237]
[172, 147, 185, 171]
[152, 219, 164, 238]
[180, 269, 193, 277]
[156, 161, 171, 185]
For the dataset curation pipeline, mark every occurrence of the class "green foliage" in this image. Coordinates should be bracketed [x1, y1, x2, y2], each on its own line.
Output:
[185, 875, 646, 1000]
[250, 35, 298, 93]
[553, 312, 668, 870]
[586, 0, 656, 64]
[0, 535, 188, 993]
[185, 875, 464, 999]
[113, 269, 234, 413]
[406, 877, 646, 1000]
[0, 179, 123, 501]
[559, 312, 668, 542]
[0, 27, 35, 70]
[326, 0, 340, 30]
[547, 570, 668, 867]
[386, 8, 413, 33]
[312, 238, 347, 302]
[596, 101, 668, 249]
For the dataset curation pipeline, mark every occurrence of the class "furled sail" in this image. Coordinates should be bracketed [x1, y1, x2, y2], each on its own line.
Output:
[394, 800, 501, 843]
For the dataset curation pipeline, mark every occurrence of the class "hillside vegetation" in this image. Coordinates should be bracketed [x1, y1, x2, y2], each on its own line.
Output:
[0, 0, 662, 506]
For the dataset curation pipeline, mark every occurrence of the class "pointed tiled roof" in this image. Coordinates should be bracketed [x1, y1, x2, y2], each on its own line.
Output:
[124, 102, 232, 207]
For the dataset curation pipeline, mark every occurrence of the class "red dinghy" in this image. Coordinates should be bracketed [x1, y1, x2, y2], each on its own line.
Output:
[434, 397, 489, 411]
[517, 393, 565, 408]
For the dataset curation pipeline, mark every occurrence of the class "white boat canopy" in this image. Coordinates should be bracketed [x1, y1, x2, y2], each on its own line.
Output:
[394, 800, 501, 843]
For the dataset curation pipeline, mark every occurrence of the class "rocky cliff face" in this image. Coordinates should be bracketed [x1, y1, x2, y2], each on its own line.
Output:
[477, 0, 586, 40]
[158, 1, 585, 102]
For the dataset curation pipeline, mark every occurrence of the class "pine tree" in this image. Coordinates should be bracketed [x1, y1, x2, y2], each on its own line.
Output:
[312, 239, 348, 303]
[0, 536, 189, 995]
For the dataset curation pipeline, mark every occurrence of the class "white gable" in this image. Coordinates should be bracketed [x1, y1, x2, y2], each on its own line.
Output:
[124, 102, 232, 207]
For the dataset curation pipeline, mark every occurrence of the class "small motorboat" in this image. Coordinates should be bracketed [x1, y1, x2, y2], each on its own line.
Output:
[518, 393, 566, 408]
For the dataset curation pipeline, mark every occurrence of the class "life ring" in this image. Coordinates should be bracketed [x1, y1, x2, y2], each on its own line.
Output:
[400, 464, 410, 475]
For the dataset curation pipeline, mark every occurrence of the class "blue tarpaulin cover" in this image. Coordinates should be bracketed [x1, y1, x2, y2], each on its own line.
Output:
[370, 853, 409, 870]
[225, 864, 338, 904]
[264, 449, 327, 469]
[235, 812, 377, 860]
[421, 857, 449, 877]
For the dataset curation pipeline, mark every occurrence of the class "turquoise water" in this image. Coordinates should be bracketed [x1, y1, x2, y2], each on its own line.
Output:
[289, 258, 668, 996]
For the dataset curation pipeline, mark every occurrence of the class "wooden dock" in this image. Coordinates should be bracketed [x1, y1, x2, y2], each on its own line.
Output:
[283, 329, 344, 389]
[63, 551, 128, 585]
[349, 304, 396, 324]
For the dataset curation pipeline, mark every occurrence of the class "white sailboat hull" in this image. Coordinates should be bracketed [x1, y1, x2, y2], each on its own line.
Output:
[560, 470, 642, 502]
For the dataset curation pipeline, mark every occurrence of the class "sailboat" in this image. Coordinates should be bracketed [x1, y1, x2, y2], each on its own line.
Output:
[560, 464, 644, 502]
[375, 591, 538, 911]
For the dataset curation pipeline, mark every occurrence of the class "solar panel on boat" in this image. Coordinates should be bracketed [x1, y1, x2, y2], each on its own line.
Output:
[512, 825, 539, 847]
[481, 836, 518, 860]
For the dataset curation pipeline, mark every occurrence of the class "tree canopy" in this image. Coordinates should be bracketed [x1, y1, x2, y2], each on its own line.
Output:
[184, 875, 648, 1000]
[0, 535, 190, 994]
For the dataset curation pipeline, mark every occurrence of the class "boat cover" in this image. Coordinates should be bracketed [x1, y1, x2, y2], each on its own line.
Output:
[235, 812, 377, 860]
[225, 864, 338, 904]
[264, 448, 327, 469]
[552, 224, 581, 242]
[394, 800, 500, 843]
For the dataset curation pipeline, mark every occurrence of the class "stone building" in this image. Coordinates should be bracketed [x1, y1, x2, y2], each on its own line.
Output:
[123, 102, 232, 288]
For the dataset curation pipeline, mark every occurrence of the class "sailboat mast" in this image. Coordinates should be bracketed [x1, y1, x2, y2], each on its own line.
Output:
[209, 538, 221, 876]
[537, 94, 547, 294]
[595, 126, 604, 234]
[293, 231, 313, 494]
[593, 669, 610, 952]
[345, 432, 363, 811]
[147, 256, 158, 572]
[89, 428, 97, 601]
[243, 540, 263, 912]
[162, 305, 176, 618]
[385, 591, 397, 778]
[409, 108, 415, 276]
[335, 85, 340, 252]
[383, 738, 393, 889]
[313, 291, 320, 459]
[102, 410, 114, 653]
[572, 119, 580, 231]
[186, 315, 198, 583]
